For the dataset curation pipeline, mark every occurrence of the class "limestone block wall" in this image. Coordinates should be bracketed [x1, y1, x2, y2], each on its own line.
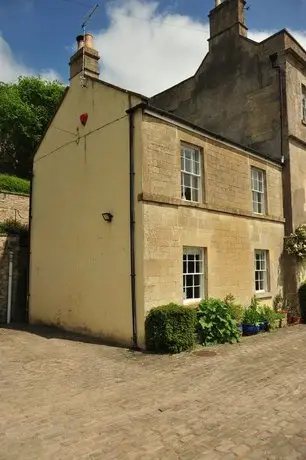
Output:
[140, 113, 285, 312]
[0, 192, 29, 225]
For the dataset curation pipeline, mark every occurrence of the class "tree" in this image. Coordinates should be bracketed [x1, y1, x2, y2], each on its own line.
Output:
[0, 77, 65, 179]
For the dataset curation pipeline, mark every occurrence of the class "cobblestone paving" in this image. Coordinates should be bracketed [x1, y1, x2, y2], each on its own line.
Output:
[1, 326, 306, 459]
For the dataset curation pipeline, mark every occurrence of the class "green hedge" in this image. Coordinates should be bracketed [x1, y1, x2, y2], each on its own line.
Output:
[0, 174, 30, 195]
[145, 303, 197, 354]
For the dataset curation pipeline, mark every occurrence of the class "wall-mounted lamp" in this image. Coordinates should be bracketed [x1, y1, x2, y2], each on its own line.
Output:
[102, 212, 113, 223]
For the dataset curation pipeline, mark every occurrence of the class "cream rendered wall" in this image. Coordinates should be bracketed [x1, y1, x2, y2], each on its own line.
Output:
[141, 115, 284, 311]
[30, 77, 142, 346]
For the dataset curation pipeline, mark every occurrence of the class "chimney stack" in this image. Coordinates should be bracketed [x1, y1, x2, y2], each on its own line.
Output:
[209, 0, 248, 47]
[69, 33, 100, 80]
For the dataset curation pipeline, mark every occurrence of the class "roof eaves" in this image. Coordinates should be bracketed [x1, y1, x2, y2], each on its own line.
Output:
[130, 103, 282, 166]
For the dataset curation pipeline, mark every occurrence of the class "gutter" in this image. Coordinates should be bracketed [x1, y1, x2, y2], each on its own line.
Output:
[128, 95, 138, 349]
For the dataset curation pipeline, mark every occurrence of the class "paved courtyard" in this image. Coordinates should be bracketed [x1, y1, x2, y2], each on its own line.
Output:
[1, 326, 306, 459]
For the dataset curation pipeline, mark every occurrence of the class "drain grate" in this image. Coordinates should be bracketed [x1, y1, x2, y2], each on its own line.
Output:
[194, 349, 217, 357]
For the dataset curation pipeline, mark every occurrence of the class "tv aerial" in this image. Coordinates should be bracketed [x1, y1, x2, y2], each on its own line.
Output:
[80, 3, 99, 87]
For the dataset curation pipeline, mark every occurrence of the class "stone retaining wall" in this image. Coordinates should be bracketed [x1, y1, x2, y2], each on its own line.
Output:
[0, 191, 29, 224]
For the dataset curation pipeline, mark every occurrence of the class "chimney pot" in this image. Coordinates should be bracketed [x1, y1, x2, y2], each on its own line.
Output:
[70, 32, 100, 80]
[84, 33, 94, 49]
[76, 35, 85, 50]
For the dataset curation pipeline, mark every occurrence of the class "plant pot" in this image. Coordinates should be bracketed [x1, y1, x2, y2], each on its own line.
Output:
[280, 316, 287, 328]
[288, 314, 301, 325]
[237, 324, 243, 334]
[242, 324, 260, 336]
[259, 321, 268, 332]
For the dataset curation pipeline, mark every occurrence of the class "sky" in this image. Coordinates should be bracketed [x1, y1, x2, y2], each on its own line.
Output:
[1, 0, 306, 96]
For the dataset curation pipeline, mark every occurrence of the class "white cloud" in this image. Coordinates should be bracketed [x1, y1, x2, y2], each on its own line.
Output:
[94, 0, 306, 96]
[96, 0, 207, 96]
[0, 34, 61, 83]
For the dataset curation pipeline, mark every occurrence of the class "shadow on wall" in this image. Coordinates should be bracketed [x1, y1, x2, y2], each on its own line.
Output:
[0, 234, 28, 325]
[294, 188, 306, 229]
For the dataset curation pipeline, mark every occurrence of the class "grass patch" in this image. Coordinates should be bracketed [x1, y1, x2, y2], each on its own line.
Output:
[0, 174, 30, 194]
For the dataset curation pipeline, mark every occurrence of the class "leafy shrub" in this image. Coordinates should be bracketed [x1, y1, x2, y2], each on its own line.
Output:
[224, 294, 244, 324]
[285, 224, 306, 259]
[145, 303, 197, 354]
[298, 282, 306, 323]
[197, 298, 240, 345]
[260, 306, 279, 330]
[0, 174, 30, 195]
[242, 306, 261, 325]
[0, 219, 28, 237]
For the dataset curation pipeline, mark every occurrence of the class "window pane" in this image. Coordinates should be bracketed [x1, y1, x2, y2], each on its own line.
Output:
[185, 187, 191, 201]
[187, 259, 194, 274]
[186, 287, 193, 299]
[192, 187, 199, 202]
[185, 158, 192, 173]
[194, 286, 200, 299]
[193, 160, 200, 175]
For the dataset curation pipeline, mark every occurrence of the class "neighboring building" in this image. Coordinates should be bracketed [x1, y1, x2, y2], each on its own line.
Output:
[29, 34, 284, 347]
[151, 0, 306, 307]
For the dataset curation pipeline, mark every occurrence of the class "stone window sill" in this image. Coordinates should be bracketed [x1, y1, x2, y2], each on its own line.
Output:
[255, 292, 272, 300]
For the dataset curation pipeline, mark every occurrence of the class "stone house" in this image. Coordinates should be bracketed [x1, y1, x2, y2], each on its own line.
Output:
[29, 33, 284, 347]
[151, 0, 306, 307]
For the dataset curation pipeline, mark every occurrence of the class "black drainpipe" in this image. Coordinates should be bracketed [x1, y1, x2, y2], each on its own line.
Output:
[26, 170, 34, 323]
[128, 95, 138, 349]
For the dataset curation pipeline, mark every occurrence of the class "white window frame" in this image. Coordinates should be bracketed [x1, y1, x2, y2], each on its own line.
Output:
[181, 144, 202, 203]
[254, 250, 269, 293]
[251, 167, 266, 215]
[183, 247, 204, 303]
[302, 85, 306, 122]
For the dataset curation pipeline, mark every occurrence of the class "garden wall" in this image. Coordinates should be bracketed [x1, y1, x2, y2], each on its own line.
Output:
[0, 191, 29, 224]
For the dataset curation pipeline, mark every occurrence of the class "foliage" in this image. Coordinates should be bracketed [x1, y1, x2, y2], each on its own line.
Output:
[242, 305, 261, 326]
[298, 282, 306, 323]
[196, 298, 240, 345]
[0, 219, 28, 237]
[260, 306, 280, 330]
[0, 174, 30, 194]
[0, 77, 65, 179]
[285, 224, 306, 259]
[273, 292, 289, 313]
[250, 294, 260, 310]
[224, 293, 244, 324]
[145, 303, 197, 354]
